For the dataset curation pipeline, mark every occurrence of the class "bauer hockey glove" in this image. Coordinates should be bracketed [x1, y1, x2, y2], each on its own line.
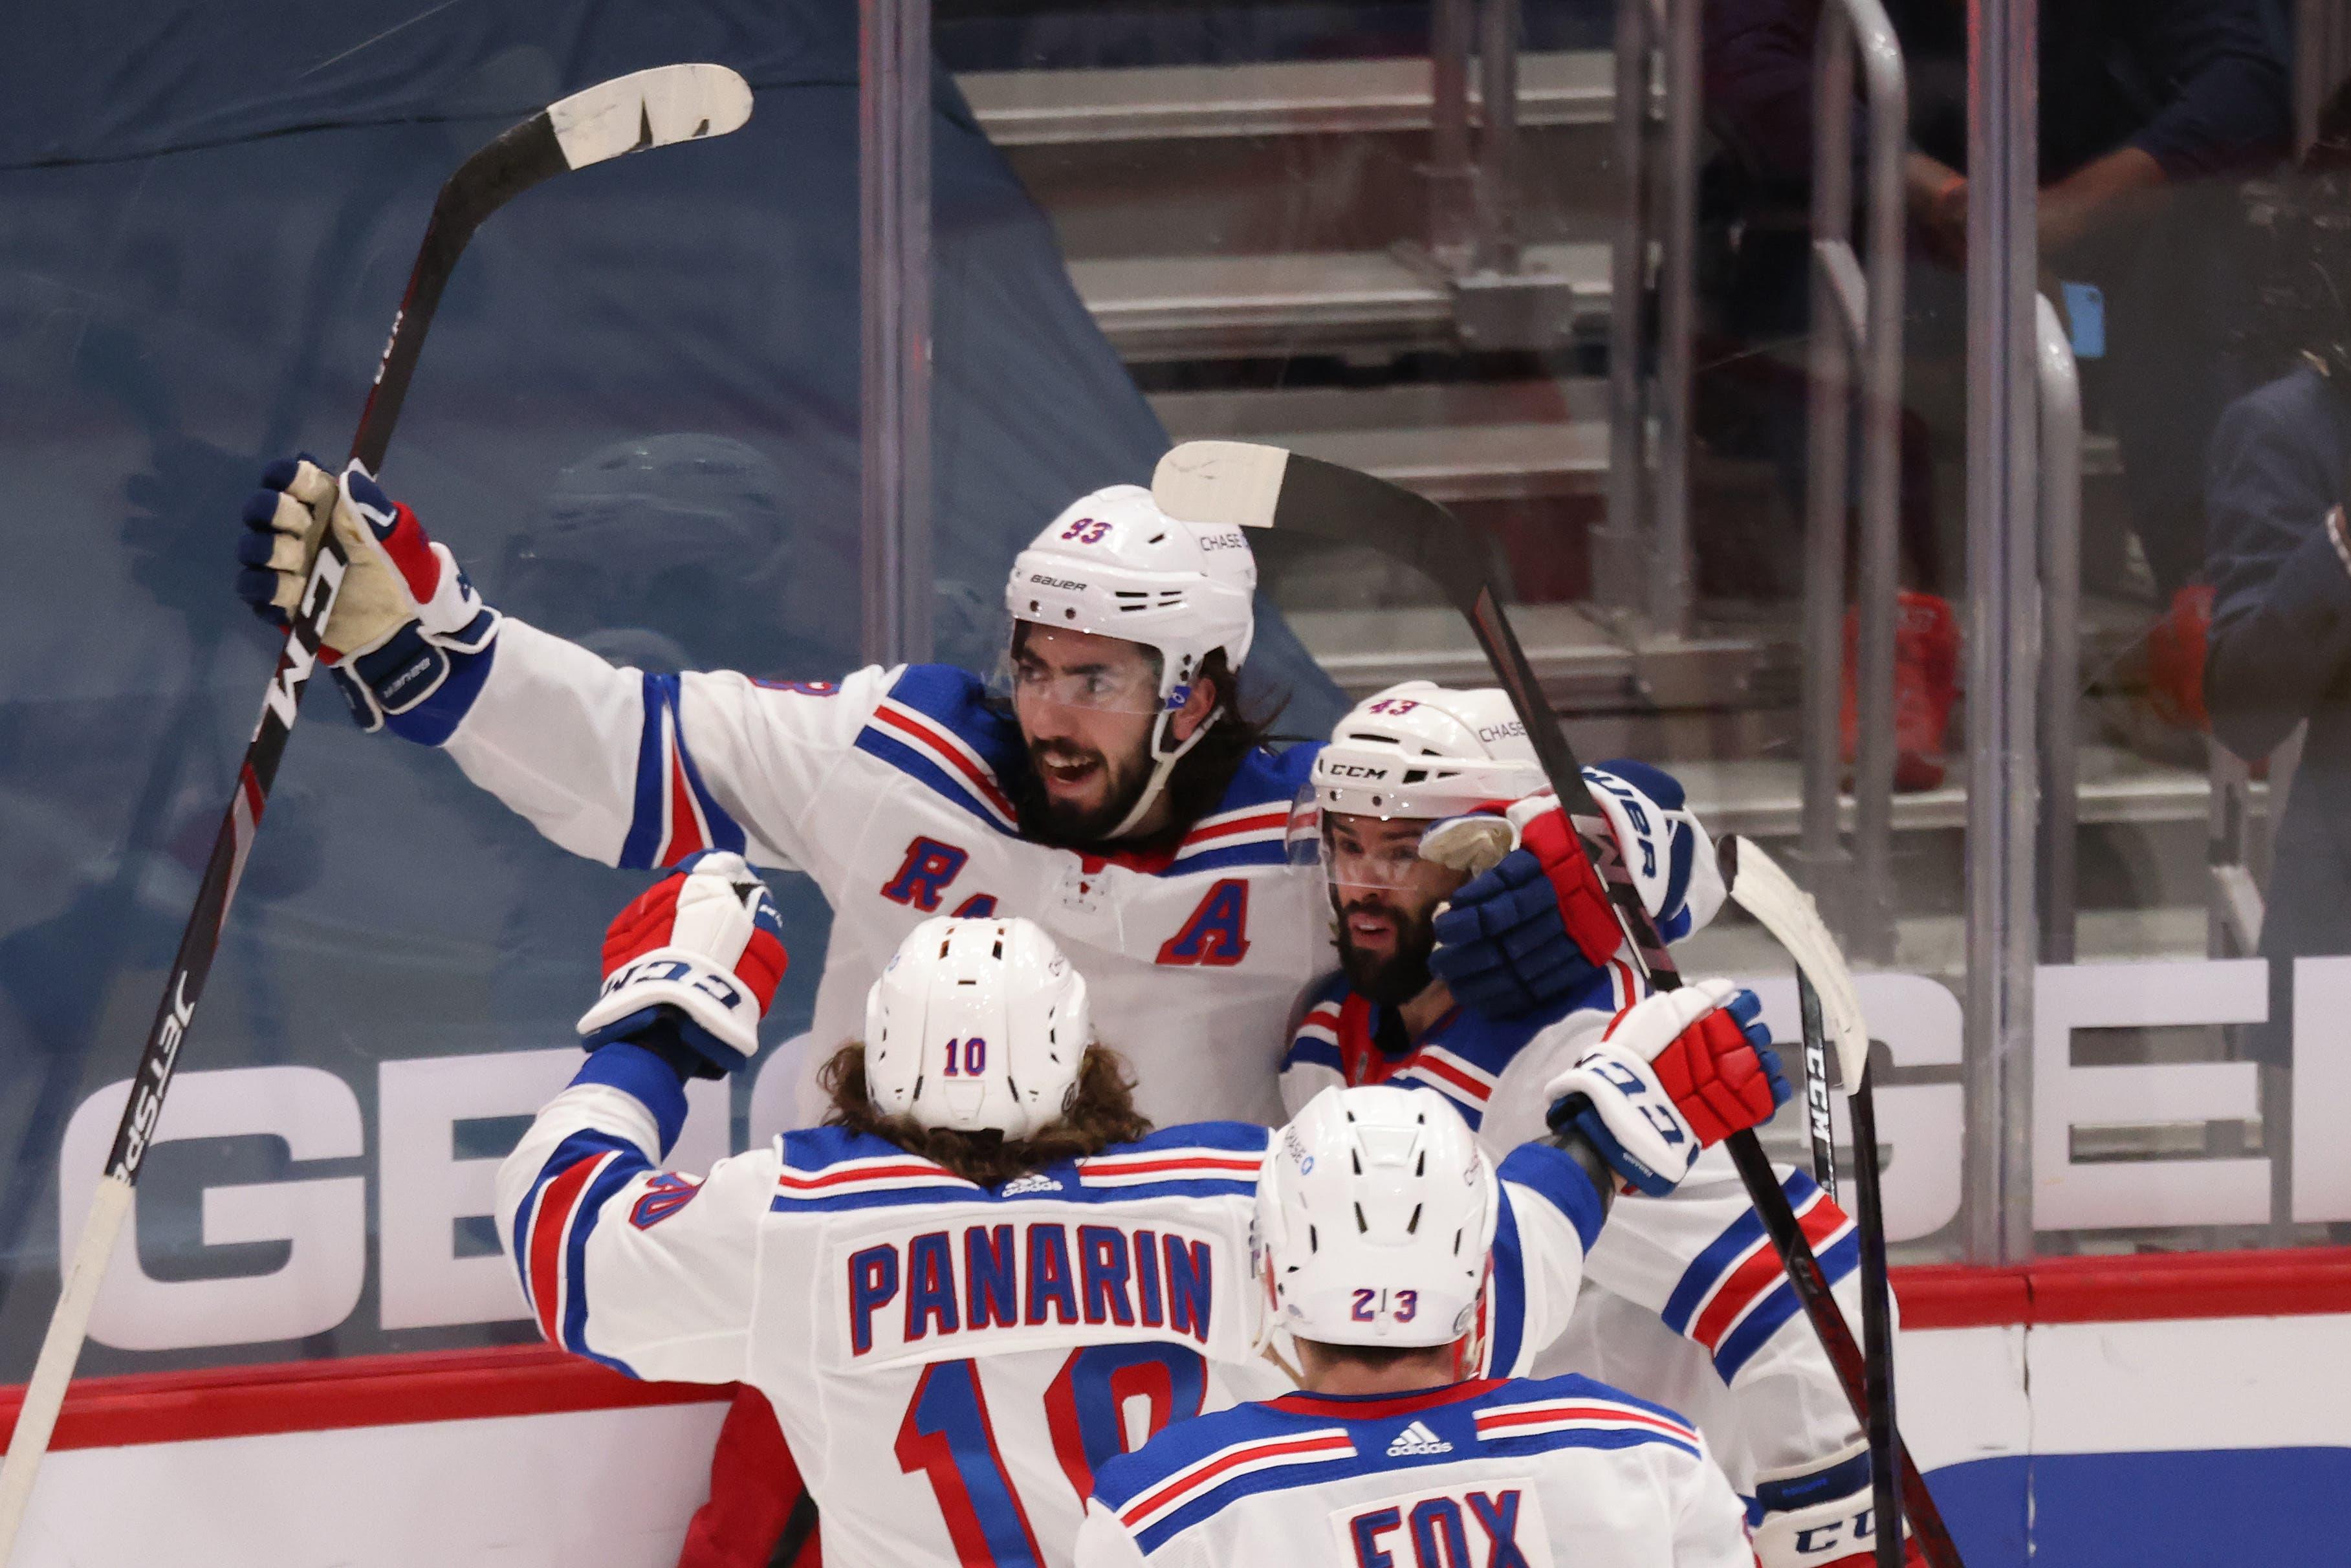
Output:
[1542, 980, 1789, 1197]
[578, 851, 789, 1080]
[1426, 761, 1724, 1019]
[235, 455, 499, 737]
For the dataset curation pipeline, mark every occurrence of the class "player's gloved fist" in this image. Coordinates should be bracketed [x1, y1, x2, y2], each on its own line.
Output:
[1753, 1440, 1925, 1568]
[1427, 790, 1625, 1019]
[1542, 980, 1789, 1196]
[235, 456, 498, 732]
[577, 850, 788, 1080]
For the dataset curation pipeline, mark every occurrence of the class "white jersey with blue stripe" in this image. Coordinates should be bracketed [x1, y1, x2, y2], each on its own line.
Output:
[1276, 770, 1876, 1508]
[495, 1044, 1612, 1568]
[1072, 1373, 1752, 1568]
[430, 621, 1330, 1126]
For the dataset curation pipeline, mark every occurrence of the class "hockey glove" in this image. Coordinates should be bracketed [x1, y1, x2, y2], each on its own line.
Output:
[1427, 763, 1723, 1019]
[1542, 980, 1789, 1197]
[1753, 1439, 1925, 1568]
[578, 851, 789, 1080]
[235, 455, 498, 734]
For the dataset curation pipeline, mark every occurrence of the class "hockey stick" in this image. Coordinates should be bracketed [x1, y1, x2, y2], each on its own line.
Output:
[0, 63, 753, 1562]
[1153, 440, 1963, 1568]
[1720, 836, 1920, 1568]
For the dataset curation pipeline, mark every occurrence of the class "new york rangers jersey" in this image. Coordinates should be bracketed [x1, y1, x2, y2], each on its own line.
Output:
[1280, 975, 1870, 1495]
[427, 620, 1326, 1125]
[496, 1043, 1613, 1568]
[1072, 1373, 1753, 1567]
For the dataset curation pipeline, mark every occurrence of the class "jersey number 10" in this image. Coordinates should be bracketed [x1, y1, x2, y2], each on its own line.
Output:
[941, 1036, 988, 1076]
[896, 1342, 1207, 1565]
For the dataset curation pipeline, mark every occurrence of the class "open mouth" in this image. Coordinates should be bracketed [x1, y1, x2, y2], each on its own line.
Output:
[1036, 750, 1103, 796]
[1344, 904, 1401, 948]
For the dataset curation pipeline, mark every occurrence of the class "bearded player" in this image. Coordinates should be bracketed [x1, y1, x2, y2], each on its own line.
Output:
[503, 853, 1790, 1566]
[1281, 682, 1905, 1568]
[235, 461, 1639, 1564]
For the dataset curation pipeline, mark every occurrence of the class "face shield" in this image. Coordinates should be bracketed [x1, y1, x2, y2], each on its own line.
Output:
[1293, 782, 1455, 901]
[1003, 624, 1171, 718]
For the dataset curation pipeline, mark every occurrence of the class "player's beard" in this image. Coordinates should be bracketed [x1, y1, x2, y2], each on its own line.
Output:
[1017, 735, 1155, 846]
[1335, 891, 1439, 1006]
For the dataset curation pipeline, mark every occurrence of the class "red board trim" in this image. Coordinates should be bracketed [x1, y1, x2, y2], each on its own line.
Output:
[5, 1248, 2348, 1452]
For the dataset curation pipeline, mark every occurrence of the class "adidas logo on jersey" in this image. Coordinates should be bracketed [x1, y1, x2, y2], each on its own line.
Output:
[1386, 1421, 1452, 1457]
[1000, 1172, 1064, 1195]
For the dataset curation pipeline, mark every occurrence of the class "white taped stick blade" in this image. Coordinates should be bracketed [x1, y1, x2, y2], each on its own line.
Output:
[1153, 441, 1289, 530]
[547, 63, 754, 170]
[1724, 836, 1872, 1091]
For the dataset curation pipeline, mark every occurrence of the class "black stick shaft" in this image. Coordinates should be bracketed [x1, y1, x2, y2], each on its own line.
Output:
[1850, 1078, 1906, 1568]
[100, 111, 569, 1187]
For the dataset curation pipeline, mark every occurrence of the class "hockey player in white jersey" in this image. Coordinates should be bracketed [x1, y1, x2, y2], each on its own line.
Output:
[1072, 1082, 1754, 1568]
[503, 853, 1792, 1568]
[1280, 683, 1903, 1568]
[235, 457, 1645, 1564]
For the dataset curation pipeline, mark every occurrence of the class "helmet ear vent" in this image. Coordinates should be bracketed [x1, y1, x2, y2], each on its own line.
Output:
[1415, 1151, 1426, 1176]
[1350, 1149, 1362, 1175]
[1407, 1203, 1422, 1234]
[1353, 1202, 1368, 1234]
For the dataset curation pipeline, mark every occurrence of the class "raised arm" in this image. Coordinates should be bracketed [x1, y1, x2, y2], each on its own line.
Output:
[495, 852, 794, 1382]
[236, 455, 890, 875]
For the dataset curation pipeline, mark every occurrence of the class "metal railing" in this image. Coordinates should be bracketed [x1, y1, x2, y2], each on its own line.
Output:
[1797, 0, 1907, 957]
[1421, 0, 1590, 353]
[860, 0, 934, 666]
[2035, 292, 2082, 964]
[1596, 0, 1699, 635]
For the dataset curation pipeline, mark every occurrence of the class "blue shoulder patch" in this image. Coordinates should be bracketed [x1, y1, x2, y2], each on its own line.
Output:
[1090, 1400, 1312, 1511]
[1099, 1121, 1273, 1159]
[778, 1124, 916, 1173]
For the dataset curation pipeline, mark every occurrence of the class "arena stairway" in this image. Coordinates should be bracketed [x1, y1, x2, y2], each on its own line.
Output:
[956, 47, 2233, 966]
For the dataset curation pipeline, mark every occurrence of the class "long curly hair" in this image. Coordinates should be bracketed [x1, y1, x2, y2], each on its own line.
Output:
[816, 1039, 1154, 1188]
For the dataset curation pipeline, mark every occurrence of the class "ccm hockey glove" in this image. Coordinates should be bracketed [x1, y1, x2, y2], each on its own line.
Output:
[1542, 980, 1789, 1196]
[235, 455, 498, 737]
[578, 851, 789, 1080]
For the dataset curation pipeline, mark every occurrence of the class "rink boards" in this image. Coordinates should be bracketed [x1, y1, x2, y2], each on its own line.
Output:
[3, 1248, 2346, 1566]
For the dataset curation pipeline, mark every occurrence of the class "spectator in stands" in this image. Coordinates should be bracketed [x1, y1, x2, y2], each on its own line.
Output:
[2204, 100, 2351, 1061]
[1699, 0, 2291, 779]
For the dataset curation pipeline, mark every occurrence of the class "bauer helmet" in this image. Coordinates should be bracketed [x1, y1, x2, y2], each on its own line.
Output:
[1005, 485, 1258, 836]
[862, 916, 1093, 1140]
[1252, 1084, 1499, 1349]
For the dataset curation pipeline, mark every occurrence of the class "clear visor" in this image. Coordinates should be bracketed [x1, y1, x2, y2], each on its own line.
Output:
[1293, 784, 1446, 893]
[1003, 631, 1169, 716]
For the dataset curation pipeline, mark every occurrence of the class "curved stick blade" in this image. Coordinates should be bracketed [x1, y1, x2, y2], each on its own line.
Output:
[1153, 440, 1288, 530]
[1723, 836, 1872, 1089]
[547, 63, 755, 171]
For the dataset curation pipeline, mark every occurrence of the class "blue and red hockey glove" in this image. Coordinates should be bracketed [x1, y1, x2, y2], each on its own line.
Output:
[577, 851, 789, 1080]
[1542, 981, 1790, 1196]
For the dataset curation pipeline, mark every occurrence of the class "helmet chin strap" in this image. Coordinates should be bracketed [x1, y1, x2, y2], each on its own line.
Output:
[1106, 703, 1222, 841]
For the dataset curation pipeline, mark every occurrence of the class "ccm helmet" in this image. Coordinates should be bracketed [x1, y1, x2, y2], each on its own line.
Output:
[1006, 485, 1258, 836]
[1253, 1084, 1500, 1349]
[863, 916, 1092, 1140]
[1310, 681, 1545, 821]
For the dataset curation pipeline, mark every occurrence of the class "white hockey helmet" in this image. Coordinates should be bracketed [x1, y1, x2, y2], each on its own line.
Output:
[862, 916, 1093, 1140]
[1005, 485, 1259, 836]
[1252, 1084, 1500, 1349]
[1310, 681, 1545, 822]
